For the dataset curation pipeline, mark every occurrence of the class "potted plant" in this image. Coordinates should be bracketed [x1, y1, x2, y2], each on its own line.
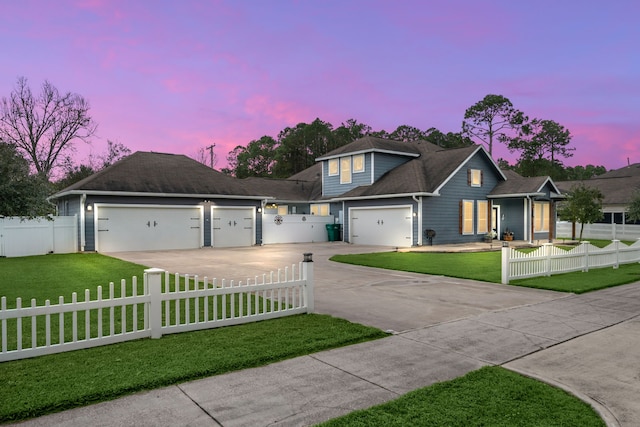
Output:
[503, 228, 514, 241]
[484, 230, 497, 243]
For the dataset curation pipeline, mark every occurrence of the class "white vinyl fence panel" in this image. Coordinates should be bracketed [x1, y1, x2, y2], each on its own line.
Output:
[502, 240, 640, 284]
[0, 255, 314, 362]
[0, 216, 77, 258]
[262, 214, 334, 244]
[556, 221, 640, 241]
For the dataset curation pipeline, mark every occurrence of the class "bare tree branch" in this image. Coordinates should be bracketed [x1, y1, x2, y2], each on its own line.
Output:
[0, 77, 97, 178]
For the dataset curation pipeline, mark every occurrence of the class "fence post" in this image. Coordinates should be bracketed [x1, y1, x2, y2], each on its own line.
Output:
[581, 241, 589, 272]
[302, 253, 314, 312]
[145, 268, 165, 339]
[613, 239, 620, 269]
[501, 242, 510, 285]
[544, 243, 553, 276]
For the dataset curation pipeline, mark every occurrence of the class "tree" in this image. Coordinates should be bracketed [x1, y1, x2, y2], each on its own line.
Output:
[564, 165, 607, 180]
[0, 77, 97, 179]
[558, 183, 604, 240]
[54, 140, 131, 190]
[273, 119, 335, 177]
[462, 94, 526, 156]
[333, 119, 371, 145]
[508, 118, 573, 179]
[223, 136, 277, 178]
[388, 125, 429, 142]
[626, 191, 640, 224]
[0, 142, 54, 216]
[424, 128, 474, 148]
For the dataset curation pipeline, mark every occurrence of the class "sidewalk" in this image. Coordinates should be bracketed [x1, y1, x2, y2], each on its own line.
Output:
[9, 281, 640, 427]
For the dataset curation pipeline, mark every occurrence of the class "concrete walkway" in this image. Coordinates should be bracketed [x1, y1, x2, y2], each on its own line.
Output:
[7, 243, 640, 426]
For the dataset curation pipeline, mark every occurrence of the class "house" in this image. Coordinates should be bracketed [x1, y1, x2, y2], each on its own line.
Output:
[50, 136, 563, 252]
[312, 137, 562, 246]
[557, 163, 640, 226]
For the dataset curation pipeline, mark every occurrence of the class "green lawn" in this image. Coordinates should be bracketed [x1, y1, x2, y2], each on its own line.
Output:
[331, 242, 640, 293]
[0, 253, 387, 422]
[317, 366, 604, 427]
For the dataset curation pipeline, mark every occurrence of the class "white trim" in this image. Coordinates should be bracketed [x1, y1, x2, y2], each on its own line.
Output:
[51, 190, 273, 201]
[316, 148, 419, 161]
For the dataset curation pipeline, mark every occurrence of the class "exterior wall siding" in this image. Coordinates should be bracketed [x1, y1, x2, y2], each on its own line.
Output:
[422, 153, 502, 244]
[493, 199, 525, 240]
[373, 153, 410, 181]
[322, 153, 373, 197]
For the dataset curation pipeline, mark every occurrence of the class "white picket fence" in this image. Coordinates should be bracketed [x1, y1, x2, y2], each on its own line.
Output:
[0, 216, 77, 258]
[0, 255, 314, 362]
[502, 240, 640, 284]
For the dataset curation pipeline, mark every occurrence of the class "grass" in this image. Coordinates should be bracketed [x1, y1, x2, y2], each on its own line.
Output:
[331, 251, 502, 283]
[317, 366, 604, 427]
[330, 240, 640, 294]
[0, 254, 387, 422]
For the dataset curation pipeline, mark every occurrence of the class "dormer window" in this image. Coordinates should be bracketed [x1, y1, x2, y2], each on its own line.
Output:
[353, 154, 365, 173]
[468, 169, 483, 187]
[328, 159, 338, 176]
[340, 157, 352, 184]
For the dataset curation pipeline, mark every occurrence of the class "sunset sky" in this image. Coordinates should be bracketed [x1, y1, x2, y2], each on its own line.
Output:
[1, 0, 639, 172]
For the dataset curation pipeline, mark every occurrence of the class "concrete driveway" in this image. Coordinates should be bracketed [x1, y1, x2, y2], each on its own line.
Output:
[107, 242, 563, 332]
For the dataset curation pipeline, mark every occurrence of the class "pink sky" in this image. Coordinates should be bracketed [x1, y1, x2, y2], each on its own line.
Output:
[1, 0, 639, 172]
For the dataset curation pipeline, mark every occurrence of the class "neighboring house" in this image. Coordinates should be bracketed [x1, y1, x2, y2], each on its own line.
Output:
[557, 163, 640, 226]
[50, 136, 563, 252]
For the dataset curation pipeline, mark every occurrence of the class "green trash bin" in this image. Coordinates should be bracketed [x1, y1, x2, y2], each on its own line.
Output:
[326, 223, 337, 241]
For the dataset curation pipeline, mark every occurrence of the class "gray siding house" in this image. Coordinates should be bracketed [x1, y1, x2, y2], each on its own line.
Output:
[50, 136, 563, 252]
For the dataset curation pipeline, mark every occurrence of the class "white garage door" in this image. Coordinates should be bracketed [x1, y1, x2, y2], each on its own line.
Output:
[212, 207, 254, 247]
[96, 205, 203, 252]
[350, 206, 413, 247]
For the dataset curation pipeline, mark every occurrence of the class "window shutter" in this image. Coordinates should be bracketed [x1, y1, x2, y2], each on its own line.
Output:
[480, 170, 484, 185]
[467, 169, 471, 186]
[459, 200, 463, 234]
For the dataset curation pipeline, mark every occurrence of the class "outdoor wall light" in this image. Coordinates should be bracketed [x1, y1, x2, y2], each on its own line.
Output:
[257, 207, 262, 213]
[86, 205, 92, 211]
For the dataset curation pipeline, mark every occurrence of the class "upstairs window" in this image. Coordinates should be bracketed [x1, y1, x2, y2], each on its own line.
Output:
[468, 169, 483, 187]
[353, 154, 365, 173]
[340, 157, 352, 184]
[328, 159, 338, 176]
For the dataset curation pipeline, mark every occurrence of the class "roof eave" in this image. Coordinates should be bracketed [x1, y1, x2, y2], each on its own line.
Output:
[49, 189, 275, 201]
[324, 192, 439, 202]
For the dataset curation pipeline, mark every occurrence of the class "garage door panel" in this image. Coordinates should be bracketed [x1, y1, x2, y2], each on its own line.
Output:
[212, 207, 254, 248]
[350, 207, 412, 247]
[97, 206, 202, 252]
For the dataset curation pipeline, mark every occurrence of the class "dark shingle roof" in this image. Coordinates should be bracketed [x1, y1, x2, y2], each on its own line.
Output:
[53, 152, 254, 197]
[555, 163, 640, 205]
[325, 143, 485, 198]
[316, 136, 423, 160]
[489, 170, 555, 197]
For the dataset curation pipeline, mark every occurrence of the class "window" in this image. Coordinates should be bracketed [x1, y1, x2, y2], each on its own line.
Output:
[328, 159, 338, 176]
[340, 157, 351, 184]
[534, 202, 550, 232]
[311, 204, 329, 216]
[353, 154, 365, 173]
[477, 200, 489, 234]
[468, 169, 482, 187]
[460, 200, 474, 234]
[277, 205, 288, 215]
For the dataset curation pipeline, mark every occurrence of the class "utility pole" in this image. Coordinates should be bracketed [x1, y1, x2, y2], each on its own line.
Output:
[205, 143, 216, 168]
